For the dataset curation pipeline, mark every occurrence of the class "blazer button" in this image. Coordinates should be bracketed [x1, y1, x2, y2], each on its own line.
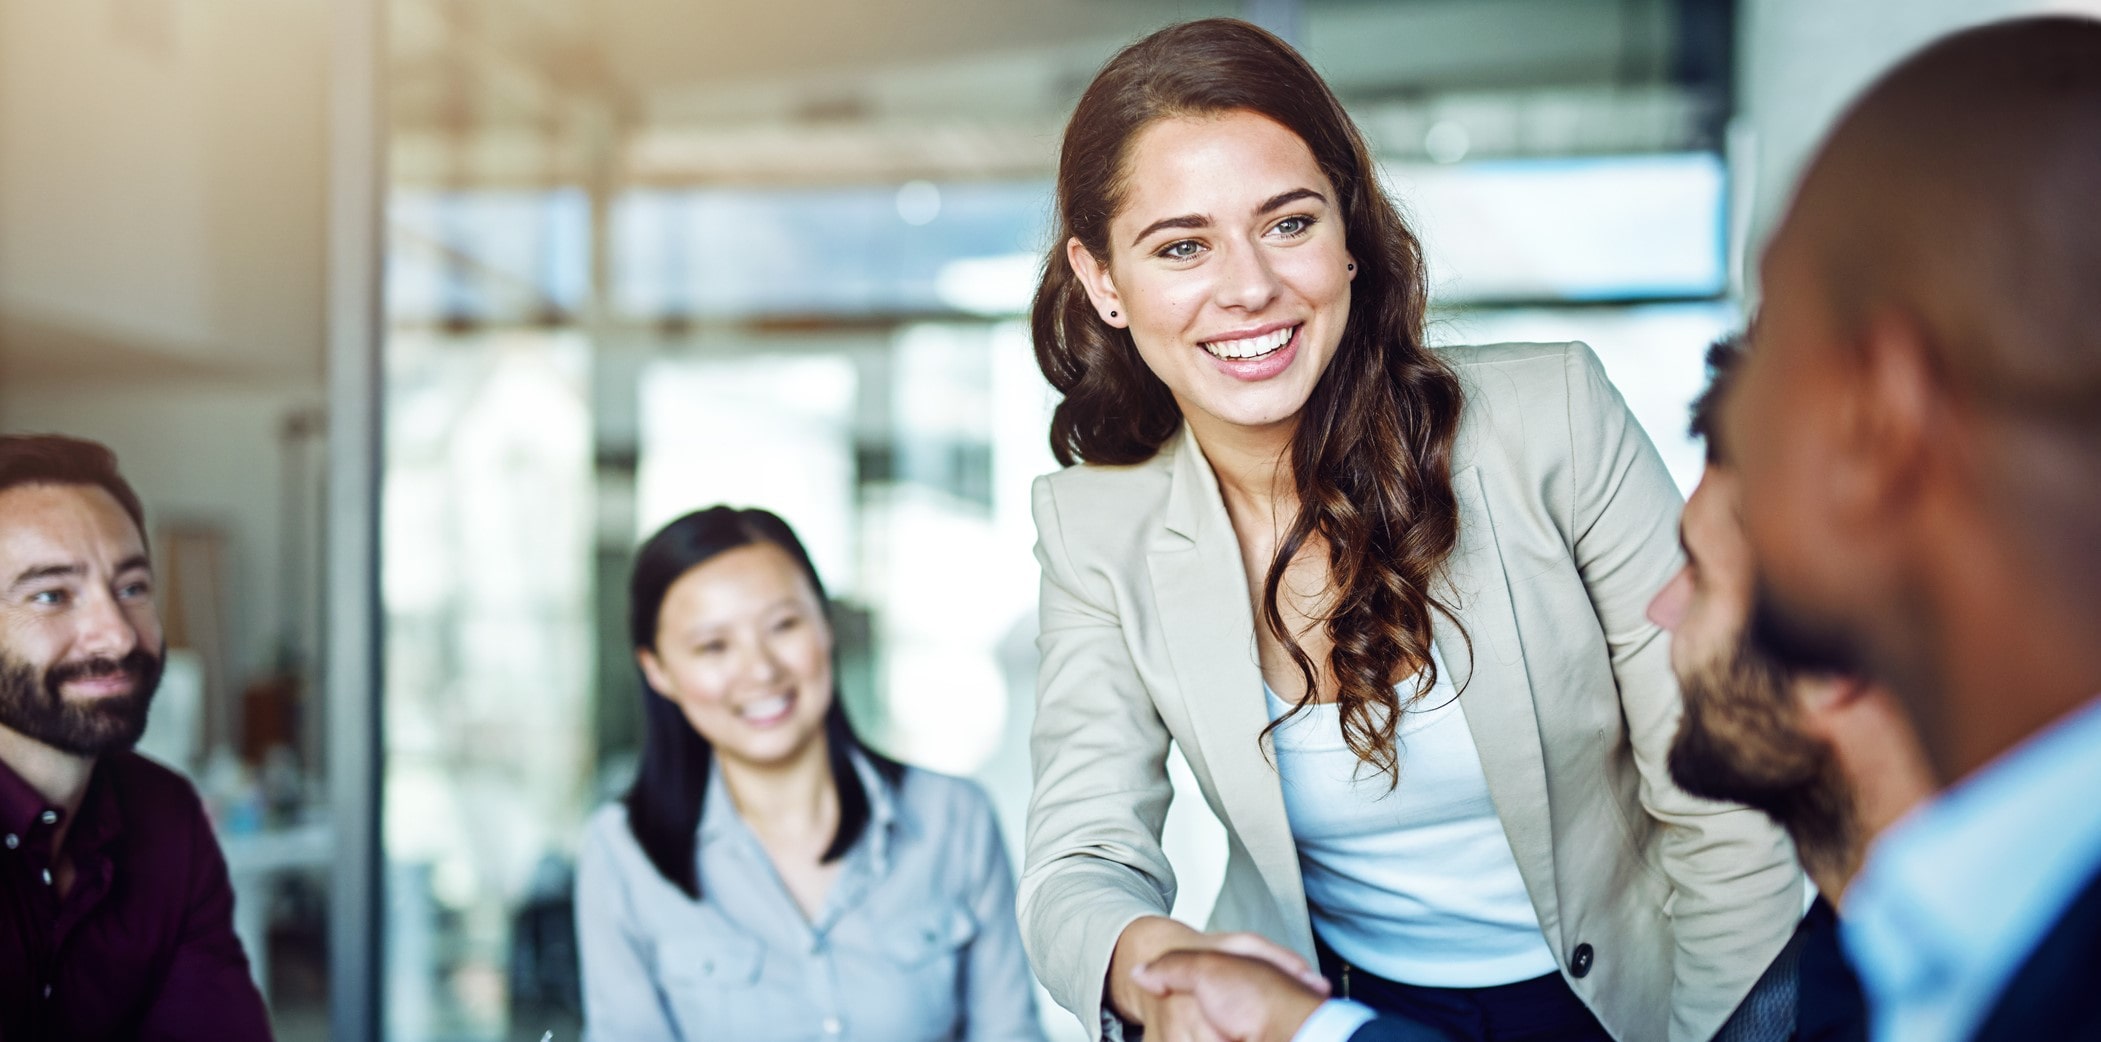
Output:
[1570, 943, 1595, 978]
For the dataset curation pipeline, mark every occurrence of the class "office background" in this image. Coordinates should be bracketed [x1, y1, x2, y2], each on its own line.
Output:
[0, 0, 2085, 1037]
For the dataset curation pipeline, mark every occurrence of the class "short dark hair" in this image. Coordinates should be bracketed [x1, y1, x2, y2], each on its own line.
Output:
[0, 435, 147, 537]
[623, 505, 903, 901]
[1689, 334, 1745, 466]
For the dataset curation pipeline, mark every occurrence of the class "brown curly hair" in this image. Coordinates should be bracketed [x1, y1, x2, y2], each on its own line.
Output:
[1032, 18, 1468, 781]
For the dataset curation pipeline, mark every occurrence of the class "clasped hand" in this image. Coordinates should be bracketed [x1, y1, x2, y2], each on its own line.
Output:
[1122, 932, 1331, 1042]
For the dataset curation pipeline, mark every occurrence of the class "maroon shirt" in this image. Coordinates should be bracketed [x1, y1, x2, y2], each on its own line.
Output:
[0, 751, 273, 1042]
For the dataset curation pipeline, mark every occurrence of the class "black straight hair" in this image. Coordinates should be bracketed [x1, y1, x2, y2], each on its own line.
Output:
[622, 506, 904, 900]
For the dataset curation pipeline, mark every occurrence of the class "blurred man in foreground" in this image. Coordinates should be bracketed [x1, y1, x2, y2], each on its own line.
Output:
[1651, 338, 1934, 905]
[1648, 335, 1935, 1042]
[1724, 16, 2101, 1042]
[0, 435, 272, 1041]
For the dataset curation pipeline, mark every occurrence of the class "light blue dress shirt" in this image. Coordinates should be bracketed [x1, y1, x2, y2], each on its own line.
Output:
[576, 756, 1044, 1042]
[1842, 693, 2101, 1042]
[1293, 998, 1379, 1042]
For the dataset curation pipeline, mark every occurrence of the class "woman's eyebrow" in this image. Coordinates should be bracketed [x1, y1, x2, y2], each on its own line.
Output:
[1255, 187, 1325, 215]
[1131, 212, 1210, 248]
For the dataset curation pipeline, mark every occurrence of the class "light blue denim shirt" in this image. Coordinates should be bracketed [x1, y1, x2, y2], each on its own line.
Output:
[577, 756, 1043, 1042]
[1842, 693, 2101, 1042]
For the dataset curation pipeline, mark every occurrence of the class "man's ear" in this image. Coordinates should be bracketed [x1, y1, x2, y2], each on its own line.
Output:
[1844, 309, 1940, 523]
[1796, 673, 1873, 716]
[1067, 237, 1128, 329]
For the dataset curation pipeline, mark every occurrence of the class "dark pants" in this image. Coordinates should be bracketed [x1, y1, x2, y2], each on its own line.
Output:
[1315, 934, 1615, 1042]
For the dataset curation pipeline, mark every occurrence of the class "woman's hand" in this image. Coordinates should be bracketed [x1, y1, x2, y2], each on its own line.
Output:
[1132, 949, 1331, 1042]
[1107, 917, 1326, 1036]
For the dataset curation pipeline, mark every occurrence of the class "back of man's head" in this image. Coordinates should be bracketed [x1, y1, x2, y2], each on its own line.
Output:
[0, 435, 146, 538]
[1791, 15, 2101, 588]
[1799, 16, 2101, 414]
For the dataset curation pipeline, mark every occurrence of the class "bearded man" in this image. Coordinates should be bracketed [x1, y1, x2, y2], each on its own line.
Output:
[0, 434, 272, 1041]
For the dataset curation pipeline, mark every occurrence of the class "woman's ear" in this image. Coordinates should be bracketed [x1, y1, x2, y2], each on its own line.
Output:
[636, 646, 675, 700]
[1067, 236, 1128, 328]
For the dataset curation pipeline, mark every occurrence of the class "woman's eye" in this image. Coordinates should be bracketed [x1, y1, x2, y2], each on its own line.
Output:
[1157, 239, 1204, 261]
[696, 641, 728, 655]
[772, 616, 801, 633]
[119, 582, 152, 600]
[1271, 215, 1314, 238]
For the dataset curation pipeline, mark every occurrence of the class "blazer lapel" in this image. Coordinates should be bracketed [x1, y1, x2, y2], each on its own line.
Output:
[1437, 465, 1562, 945]
[1145, 428, 1308, 928]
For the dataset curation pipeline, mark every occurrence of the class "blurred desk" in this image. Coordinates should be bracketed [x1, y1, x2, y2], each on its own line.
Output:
[220, 821, 335, 1002]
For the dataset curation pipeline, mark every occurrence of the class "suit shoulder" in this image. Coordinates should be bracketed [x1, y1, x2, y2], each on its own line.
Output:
[1032, 451, 1175, 557]
[1436, 341, 1599, 399]
[1035, 453, 1172, 505]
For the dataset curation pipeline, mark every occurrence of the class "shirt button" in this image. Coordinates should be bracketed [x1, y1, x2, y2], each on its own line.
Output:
[40, 868, 52, 886]
[822, 1017, 841, 1035]
[1570, 942, 1595, 978]
[39, 810, 57, 825]
[42, 984, 52, 999]
[4, 834, 16, 849]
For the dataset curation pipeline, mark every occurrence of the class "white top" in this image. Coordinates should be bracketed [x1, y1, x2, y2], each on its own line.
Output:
[1266, 646, 1558, 988]
[1842, 692, 2101, 1042]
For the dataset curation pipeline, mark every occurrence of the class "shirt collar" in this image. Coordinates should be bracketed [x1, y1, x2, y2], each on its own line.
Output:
[0, 754, 51, 841]
[0, 753, 123, 856]
[1842, 692, 2101, 1035]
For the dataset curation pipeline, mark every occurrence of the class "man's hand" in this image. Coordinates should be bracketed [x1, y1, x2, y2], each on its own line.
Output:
[1132, 948, 1332, 1042]
[1107, 918, 1327, 1036]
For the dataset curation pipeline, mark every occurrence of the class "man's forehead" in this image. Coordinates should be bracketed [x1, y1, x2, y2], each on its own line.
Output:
[0, 483, 148, 561]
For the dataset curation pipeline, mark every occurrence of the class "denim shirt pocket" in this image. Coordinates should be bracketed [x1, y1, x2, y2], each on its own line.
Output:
[875, 904, 977, 1039]
[657, 927, 771, 1036]
[885, 904, 977, 965]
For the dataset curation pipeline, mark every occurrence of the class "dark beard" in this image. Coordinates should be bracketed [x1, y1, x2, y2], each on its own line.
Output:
[0, 646, 163, 757]
[1749, 578, 1867, 677]
[1668, 631, 1856, 881]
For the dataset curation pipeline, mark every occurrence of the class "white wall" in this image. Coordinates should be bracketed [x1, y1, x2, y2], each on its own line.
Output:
[1737, 0, 2101, 268]
[0, 0, 332, 755]
[0, 0, 329, 379]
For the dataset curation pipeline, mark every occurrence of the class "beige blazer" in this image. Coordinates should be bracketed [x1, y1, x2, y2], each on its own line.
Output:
[1017, 342, 1803, 1042]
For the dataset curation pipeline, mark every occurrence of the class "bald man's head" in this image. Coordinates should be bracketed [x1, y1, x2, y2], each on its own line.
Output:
[1791, 16, 2101, 422]
[1727, 16, 2101, 783]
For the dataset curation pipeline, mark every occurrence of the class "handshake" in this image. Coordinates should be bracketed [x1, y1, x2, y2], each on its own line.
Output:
[1123, 931, 1334, 1042]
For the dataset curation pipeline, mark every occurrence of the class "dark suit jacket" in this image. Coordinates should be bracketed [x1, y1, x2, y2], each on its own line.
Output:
[1348, 1015, 1463, 1042]
[1794, 898, 1866, 1042]
[1971, 864, 2101, 1041]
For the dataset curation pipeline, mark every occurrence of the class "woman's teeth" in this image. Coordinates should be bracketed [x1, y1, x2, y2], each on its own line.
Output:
[739, 694, 793, 721]
[1202, 326, 1295, 360]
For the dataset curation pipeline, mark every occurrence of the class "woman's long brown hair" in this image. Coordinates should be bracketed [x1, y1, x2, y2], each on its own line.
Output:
[1032, 18, 1467, 782]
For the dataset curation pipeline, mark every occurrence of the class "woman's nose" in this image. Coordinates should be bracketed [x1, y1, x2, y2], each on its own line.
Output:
[1213, 241, 1282, 311]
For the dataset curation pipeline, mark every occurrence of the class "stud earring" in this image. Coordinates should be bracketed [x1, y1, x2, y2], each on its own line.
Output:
[1347, 263, 1355, 271]
[1109, 311, 1118, 318]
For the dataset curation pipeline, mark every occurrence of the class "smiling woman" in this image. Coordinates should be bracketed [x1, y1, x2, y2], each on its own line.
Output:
[573, 506, 1044, 1042]
[1019, 18, 1806, 1042]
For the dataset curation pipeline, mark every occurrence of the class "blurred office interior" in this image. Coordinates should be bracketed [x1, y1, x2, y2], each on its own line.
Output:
[0, 0, 2086, 1038]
